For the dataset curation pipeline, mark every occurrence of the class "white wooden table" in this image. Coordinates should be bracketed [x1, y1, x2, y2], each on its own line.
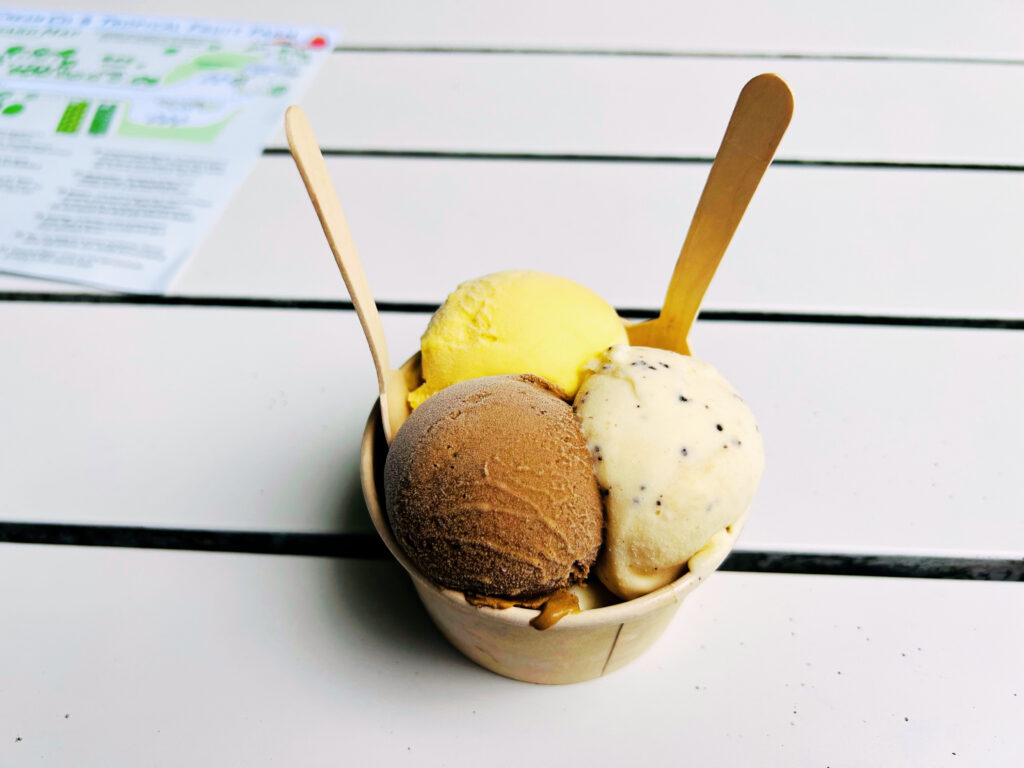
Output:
[2, 2, 1022, 764]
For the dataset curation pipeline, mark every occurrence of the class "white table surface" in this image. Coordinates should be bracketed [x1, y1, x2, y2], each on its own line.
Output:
[2, 2, 1022, 765]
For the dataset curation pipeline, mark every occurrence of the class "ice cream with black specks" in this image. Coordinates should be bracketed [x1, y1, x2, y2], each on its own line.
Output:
[573, 345, 764, 600]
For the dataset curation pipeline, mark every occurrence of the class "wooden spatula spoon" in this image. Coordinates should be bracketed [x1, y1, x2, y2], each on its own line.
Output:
[285, 105, 410, 443]
[627, 73, 794, 354]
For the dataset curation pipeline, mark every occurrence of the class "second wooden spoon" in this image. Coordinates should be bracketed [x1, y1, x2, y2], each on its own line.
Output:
[285, 105, 411, 443]
[627, 73, 794, 354]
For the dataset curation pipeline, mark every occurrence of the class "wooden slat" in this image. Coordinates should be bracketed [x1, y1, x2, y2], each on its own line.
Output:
[2, 303, 1021, 558]
[3, 157, 1021, 319]
[2, 545, 1021, 764]
[273, 54, 1024, 164]
[170, 157, 1024, 318]
[18, 0, 1024, 59]
[692, 320, 1024, 558]
[0, 304, 418, 534]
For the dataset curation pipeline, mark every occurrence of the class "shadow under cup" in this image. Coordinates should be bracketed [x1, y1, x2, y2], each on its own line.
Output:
[359, 355, 747, 685]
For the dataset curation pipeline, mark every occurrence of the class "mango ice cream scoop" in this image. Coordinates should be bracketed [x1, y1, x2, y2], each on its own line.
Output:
[408, 270, 627, 408]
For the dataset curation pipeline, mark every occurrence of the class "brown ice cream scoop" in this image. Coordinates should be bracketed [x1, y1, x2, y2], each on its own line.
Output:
[383, 374, 604, 599]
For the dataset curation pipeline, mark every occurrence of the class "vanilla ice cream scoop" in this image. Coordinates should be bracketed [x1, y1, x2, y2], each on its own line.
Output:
[574, 345, 764, 600]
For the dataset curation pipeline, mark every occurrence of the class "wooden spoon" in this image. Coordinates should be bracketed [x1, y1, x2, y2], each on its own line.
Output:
[285, 105, 410, 443]
[627, 73, 794, 354]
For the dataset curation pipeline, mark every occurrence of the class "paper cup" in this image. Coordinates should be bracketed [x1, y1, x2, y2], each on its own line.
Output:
[359, 360, 747, 685]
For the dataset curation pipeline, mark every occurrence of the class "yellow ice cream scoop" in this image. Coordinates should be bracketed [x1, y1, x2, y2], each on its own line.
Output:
[409, 270, 627, 409]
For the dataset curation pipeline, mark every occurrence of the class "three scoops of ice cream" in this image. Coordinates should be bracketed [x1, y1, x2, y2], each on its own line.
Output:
[383, 270, 763, 620]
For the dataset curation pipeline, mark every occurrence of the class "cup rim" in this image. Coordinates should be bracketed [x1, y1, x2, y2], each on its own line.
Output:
[360, 401, 748, 631]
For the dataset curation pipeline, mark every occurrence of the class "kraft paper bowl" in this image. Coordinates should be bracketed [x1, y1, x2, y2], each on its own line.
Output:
[359, 356, 747, 685]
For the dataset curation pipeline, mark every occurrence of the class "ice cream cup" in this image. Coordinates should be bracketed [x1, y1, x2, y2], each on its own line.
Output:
[359, 355, 748, 685]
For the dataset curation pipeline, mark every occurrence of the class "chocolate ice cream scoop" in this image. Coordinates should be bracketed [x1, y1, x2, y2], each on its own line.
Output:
[383, 374, 604, 599]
